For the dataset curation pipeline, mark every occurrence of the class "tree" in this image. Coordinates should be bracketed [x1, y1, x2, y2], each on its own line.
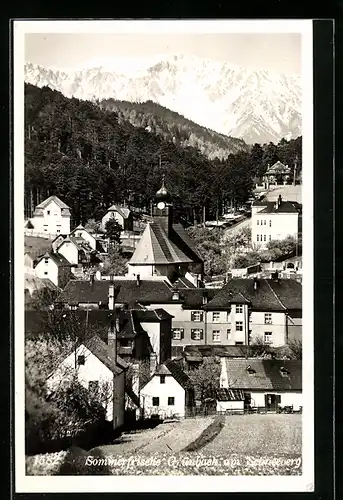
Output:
[84, 218, 101, 234]
[105, 218, 122, 245]
[187, 356, 221, 403]
[101, 247, 128, 276]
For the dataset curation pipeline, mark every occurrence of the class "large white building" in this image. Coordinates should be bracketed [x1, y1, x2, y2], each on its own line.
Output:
[30, 195, 71, 236]
[251, 195, 301, 249]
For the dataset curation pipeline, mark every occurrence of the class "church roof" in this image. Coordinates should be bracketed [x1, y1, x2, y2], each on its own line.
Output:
[128, 222, 195, 265]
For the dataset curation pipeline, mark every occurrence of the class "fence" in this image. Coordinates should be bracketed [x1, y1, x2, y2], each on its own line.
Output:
[24, 229, 55, 240]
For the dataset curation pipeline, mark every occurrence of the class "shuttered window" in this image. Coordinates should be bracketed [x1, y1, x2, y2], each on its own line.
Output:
[191, 329, 204, 340]
[191, 311, 203, 322]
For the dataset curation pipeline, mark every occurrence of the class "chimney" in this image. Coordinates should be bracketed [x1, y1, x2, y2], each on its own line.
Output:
[108, 315, 117, 364]
[202, 290, 208, 305]
[115, 310, 120, 333]
[253, 277, 259, 291]
[136, 274, 141, 287]
[149, 352, 158, 376]
[108, 283, 115, 311]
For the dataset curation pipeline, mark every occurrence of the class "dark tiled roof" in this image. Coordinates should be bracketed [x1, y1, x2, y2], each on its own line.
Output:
[184, 344, 252, 359]
[205, 278, 301, 312]
[133, 308, 174, 322]
[216, 388, 245, 401]
[117, 309, 147, 339]
[83, 335, 125, 375]
[256, 201, 300, 214]
[61, 280, 120, 305]
[115, 280, 174, 306]
[179, 288, 219, 309]
[36, 252, 71, 267]
[155, 359, 192, 389]
[222, 358, 302, 391]
[173, 277, 196, 288]
[171, 223, 204, 263]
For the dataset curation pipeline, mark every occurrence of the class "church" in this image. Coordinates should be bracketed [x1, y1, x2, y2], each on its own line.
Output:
[127, 179, 204, 283]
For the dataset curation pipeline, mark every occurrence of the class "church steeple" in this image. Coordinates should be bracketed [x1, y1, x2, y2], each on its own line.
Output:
[153, 175, 173, 235]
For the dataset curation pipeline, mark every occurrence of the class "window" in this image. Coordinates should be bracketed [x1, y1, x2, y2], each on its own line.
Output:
[235, 341, 243, 345]
[172, 328, 184, 340]
[264, 234, 267, 241]
[77, 355, 85, 365]
[269, 220, 272, 227]
[264, 313, 272, 325]
[152, 397, 159, 406]
[44, 258, 49, 264]
[264, 332, 273, 344]
[227, 329, 231, 340]
[160, 375, 166, 384]
[257, 220, 259, 225]
[264, 220, 266, 225]
[43, 226, 48, 232]
[88, 380, 99, 392]
[257, 234, 259, 242]
[44, 271, 48, 276]
[57, 230, 60, 233]
[269, 235, 272, 241]
[226, 312, 231, 322]
[212, 330, 220, 342]
[168, 397, 175, 406]
[212, 312, 220, 322]
[191, 311, 203, 322]
[235, 304, 243, 314]
[47, 210, 50, 215]
[236, 321, 243, 331]
[191, 329, 203, 340]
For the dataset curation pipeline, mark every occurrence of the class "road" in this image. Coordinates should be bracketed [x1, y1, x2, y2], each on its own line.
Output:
[222, 216, 251, 242]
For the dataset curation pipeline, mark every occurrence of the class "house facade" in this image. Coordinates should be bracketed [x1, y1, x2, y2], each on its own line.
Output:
[70, 225, 97, 250]
[101, 205, 133, 232]
[30, 195, 71, 236]
[46, 335, 128, 430]
[251, 195, 301, 248]
[140, 359, 194, 419]
[34, 252, 72, 288]
[219, 357, 302, 411]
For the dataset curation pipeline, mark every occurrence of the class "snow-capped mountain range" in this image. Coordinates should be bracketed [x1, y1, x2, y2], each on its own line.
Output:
[24, 55, 302, 144]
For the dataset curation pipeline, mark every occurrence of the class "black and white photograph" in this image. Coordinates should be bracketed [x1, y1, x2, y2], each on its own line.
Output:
[14, 19, 314, 492]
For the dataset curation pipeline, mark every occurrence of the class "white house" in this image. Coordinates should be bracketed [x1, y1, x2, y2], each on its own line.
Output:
[101, 205, 133, 232]
[30, 195, 71, 236]
[34, 252, 72, 288]
[251, 195, 301, 249]
[70, 225, 97, 250]
[46, 335, 128, 430]
[219, 357, 302, 412]
[140, 359, 194, 419]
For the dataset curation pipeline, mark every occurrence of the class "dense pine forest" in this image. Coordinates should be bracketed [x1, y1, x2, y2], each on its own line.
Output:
[24, 83, 302, 228]
[99, 98, 248, 160]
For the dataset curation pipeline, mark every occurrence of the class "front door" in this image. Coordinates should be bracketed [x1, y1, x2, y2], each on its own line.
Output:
[265, 394, 281, 412]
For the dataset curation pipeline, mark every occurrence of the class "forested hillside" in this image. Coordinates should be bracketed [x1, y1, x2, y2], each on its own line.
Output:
[98, 99, 248, 160]
[24, 83, 302, 228]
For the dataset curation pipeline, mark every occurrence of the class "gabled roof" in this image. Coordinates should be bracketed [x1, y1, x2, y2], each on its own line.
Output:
[173, 276, 196, 289]
[222, 358, 302, 391]
[107, 205, 131, 219]
[258, 201, 300, 214]
[204, 278, 301, 312]
[178, 288, 220, 309]
[36, 252, 72, 267]
[114, 279, 174, 306]
[133, 308, 174, 322]
[61, 280, 119, 305]
[70, 225, 95, 238]
[265, 161, 291, 174]
[83, 335, 126, 375]
[129, 223, 194, 265]
[152, 359, 192, 390]
[35, 195, 70, 210]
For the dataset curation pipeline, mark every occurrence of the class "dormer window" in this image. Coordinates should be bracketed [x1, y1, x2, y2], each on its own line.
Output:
[246, 365, 256, 375]
[172, 291, 180, 301]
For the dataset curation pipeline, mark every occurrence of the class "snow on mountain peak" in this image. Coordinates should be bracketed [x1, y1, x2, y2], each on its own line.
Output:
[24, 56, 301, 144]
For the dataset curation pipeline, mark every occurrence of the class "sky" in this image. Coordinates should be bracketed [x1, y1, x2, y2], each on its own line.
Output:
[25, 32, 302, 75]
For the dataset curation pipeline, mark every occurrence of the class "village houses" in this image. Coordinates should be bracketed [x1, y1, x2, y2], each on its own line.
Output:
[28, 195, 71, 236]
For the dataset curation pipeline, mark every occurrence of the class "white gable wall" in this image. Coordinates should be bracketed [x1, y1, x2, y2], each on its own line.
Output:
[72, 229, 96, 250]
[140, 373, 186, 418]
[35, 257, 59, 286]
[58, 240, 78, 265]
[32, 199, 70, 236]
[46, 345, 124, 426]
[102, 211, 125, 232]
[140, 322, 161, 362]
